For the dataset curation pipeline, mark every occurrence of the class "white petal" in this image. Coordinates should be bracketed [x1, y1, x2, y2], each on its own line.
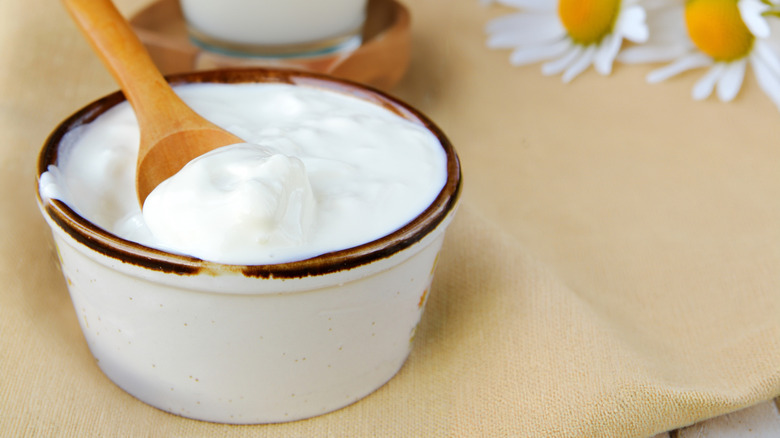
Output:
[486, 11, 559, 35]
[647, 8, 689, 43]
[486, 13, 566, 48]
[496, 0, 557, 11]
[751, 53, 780, 110]
[542, 45, 582, 76]
[754, 40, 780, 77]
[738, 0, 771, 38]
[618, 43, 690, 63]
[762, 19, 780, 53]
[642, 0, 680, 10]
[563, 45, 597, 82]
[646, 52, 712, 83]
[615, 5, 649, 43]
[716, 60, 747, 101]
[692, 64, 725, 100]
[486, 12, 529, 34]
[487, 28, 565, 49]
[594, 33, 621, 74]
[510, 38, 569, 65]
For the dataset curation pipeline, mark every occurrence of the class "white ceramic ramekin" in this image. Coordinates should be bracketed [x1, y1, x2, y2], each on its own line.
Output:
[36, 69, 461, 424]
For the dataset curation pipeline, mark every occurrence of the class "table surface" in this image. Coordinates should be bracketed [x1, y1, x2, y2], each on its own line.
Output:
[2, 0, 778, 437]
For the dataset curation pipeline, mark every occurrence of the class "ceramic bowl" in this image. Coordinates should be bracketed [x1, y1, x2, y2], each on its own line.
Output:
[36, 69, 461, 424]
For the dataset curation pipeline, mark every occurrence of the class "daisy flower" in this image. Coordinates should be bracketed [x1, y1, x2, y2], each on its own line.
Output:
[619, 0, 780, 109]
[484, 0, 649, 82]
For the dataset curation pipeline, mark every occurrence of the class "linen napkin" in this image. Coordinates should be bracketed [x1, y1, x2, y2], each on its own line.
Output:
[1, 0, 778, 436]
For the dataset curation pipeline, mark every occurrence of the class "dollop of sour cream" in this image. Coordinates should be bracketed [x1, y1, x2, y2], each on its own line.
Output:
[40, 83, 447, 265]
[143, 144, 317, 263]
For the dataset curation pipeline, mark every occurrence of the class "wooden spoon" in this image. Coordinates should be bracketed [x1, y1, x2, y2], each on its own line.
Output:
[62, 0, 244, 204]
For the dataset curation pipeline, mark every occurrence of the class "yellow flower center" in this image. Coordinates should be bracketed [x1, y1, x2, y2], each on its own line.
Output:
[685, 0, 754, 61]
[558, 0, 621, 45]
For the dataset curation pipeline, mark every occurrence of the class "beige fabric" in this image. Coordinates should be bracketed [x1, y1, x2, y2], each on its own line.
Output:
[2, 0, 778, 436]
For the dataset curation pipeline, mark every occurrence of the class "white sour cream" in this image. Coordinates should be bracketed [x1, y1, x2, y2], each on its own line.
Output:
[40, 83, 447, 265]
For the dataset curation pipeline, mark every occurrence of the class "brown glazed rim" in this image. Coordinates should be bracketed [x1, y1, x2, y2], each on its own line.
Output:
[37, 68, 462, 279]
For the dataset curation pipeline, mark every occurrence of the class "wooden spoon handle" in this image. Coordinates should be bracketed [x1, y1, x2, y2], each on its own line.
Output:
[61, 0, 200, 147]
